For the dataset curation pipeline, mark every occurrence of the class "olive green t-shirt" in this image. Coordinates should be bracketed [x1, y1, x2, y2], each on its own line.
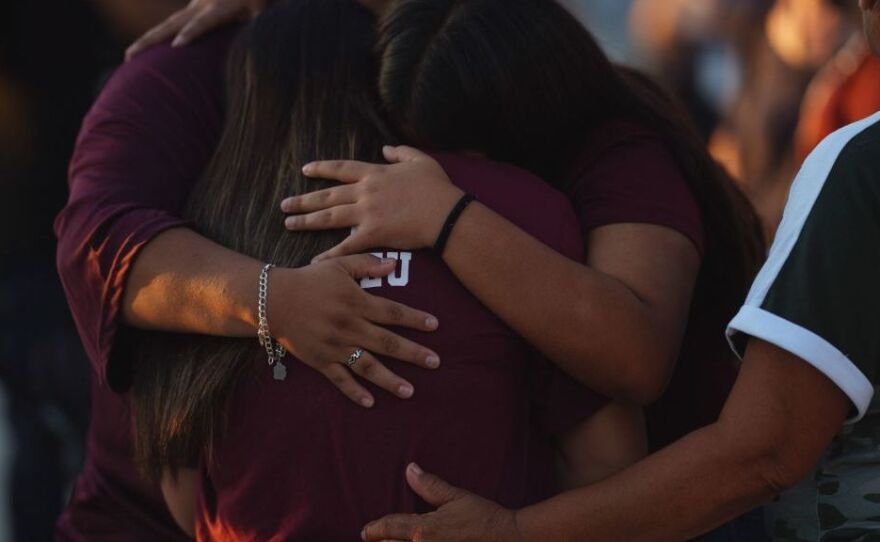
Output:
[728, 111, 880, 541]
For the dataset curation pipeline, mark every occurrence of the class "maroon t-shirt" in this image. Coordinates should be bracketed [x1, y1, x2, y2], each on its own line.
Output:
[566, 121, 736, 449]
[56, 25, 727, 541]
[196, 154, 593, 540]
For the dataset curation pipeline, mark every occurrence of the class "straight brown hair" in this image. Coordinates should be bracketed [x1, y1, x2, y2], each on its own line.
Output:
[128, 0, 395, 481]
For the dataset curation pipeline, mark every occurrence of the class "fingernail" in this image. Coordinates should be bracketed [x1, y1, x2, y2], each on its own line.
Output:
[302, 163, 313, 174]
[381, 257, 397, 265]
[284, 216, 299, 229]
[398, 384, 414, 398]
[360, 396, 374, 408]
[409, 463, 423, 476]
[425, 316, 439, 330]
[382, 145, 393, 152]
[172, 35, 186, 47]
[280, 198, 293, 211]
[425, 354, 440, 368]
[361, 528, 367, 541]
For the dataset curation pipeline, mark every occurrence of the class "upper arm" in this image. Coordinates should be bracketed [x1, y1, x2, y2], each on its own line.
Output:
[569, 128, 704, 380]
[719, 338, 849, 491]
[54, 36, 230, 384]
[727, 137, 880, 420]
[587, 223, 700, 360]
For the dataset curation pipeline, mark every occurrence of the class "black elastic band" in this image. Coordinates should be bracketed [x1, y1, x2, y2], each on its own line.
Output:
[433, 193, 476, 255]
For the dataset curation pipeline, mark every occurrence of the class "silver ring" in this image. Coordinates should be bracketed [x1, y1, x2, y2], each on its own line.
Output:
[345, 348, 365, 368]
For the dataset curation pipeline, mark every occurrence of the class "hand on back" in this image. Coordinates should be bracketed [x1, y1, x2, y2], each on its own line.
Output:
[282, 146, 465, 261]
[125, 0, 267, 60]
[125, 0, 394, 61]
[270, 254, 442, 408]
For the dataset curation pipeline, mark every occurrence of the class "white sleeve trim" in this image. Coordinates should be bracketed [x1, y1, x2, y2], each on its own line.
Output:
[727, 305, 874, 423]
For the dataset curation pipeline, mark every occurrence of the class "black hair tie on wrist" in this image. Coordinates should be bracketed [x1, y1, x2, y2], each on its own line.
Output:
[433, 193, 476, 255]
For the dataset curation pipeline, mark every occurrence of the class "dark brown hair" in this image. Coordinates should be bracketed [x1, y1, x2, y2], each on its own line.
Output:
[377, 0, 764, 369]
[129, 0, 395, 481]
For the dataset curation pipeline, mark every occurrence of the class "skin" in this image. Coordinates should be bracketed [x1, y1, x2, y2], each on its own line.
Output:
[125, 0, 393, 60]
[124, 228, 442, 407]
[161, 470, 198, 536]
[125, 0, 268, 60]
[286, 146, 701, 405]
[362, 339, 850, 542]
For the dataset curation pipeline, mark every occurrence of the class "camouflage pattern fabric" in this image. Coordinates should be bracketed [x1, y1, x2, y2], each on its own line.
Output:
[767, 390, 880, 541]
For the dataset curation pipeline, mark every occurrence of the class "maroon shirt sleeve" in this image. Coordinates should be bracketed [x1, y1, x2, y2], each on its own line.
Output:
[566, 120, 705, 254]
[54, 27, 238, 388]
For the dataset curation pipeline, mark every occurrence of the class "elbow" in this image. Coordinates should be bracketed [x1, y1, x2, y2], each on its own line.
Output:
[616, 350, 676, 406]
[715, 420, 811, 502]
[752, 446, 813, 499]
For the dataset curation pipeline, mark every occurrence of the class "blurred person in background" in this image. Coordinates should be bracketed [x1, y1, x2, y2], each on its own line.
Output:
[795, 3, 880, 158]
[629, 0, 769, 141]
[708, 0, 859, 241]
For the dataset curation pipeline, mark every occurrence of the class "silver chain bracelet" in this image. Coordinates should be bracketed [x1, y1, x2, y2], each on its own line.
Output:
[257, 263, 288, 380]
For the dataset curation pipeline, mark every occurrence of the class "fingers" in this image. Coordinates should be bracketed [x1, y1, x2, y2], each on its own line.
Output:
[333, 254, 399, 280]
[405, 463, 464, 508]
[347, 351, 414, 399]
[361, 514, 421, 541]
[284, 204, 358, 231]
[360, 324, 440, 369]
[302, 160, 380, 183]
[322, 364, 375, 408]
[365, 297, 439, 333]
[382, 145, 429, 164]
[125, 7, 192, 60]
[173, 6, 229, 47]
[311, 235, 374, 262]
[280, 184, 357, 214]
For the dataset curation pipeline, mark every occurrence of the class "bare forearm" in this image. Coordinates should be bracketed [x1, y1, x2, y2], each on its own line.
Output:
[443, 204, 671, 402]
[516, 340, 851, 541]
[122, 228, 261, 337]
[518, 422, 774, 542]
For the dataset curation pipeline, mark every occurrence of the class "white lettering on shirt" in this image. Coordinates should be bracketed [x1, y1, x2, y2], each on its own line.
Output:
[360, 251, 412, 289]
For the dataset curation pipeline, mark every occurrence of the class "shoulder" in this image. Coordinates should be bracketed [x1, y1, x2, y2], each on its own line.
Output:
[87, 24, 242, 126]
[779, 111, 880, 236]
[799, 111, 880, 186]
[565, 120, 704, 253]
[566, 119, 677, 177]
[727, 112, 880, 422]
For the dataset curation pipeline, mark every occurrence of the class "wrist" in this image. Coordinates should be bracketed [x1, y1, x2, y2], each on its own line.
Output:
[235, 260, 287, 335]
[261, 266, 298, 339]
[425, 185, 467, 248]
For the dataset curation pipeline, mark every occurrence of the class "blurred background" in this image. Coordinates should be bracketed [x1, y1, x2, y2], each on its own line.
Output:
[1, 0, 876, 539]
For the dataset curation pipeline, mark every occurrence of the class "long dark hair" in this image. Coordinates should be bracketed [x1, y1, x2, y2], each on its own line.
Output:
[377, 0, 764, 364]
[129, 0, 394, 481]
